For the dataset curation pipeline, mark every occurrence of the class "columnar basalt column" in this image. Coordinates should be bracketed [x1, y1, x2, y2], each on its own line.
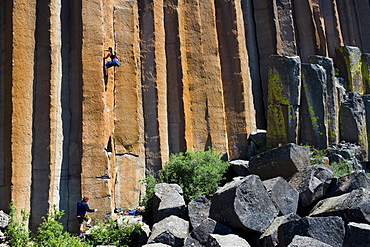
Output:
[318, 0, 343, 59]
[10, 0, 36, 217]
[81, 0, 115, 220]
[267, 55, 301, 148]
[300, 63, 328, 150]
[113, 0, 145, 209]
[215, 0, 256, 159]
[253, 0, 297, 119]
[140, 0, 168, 174]
[178, 0, 228, 156]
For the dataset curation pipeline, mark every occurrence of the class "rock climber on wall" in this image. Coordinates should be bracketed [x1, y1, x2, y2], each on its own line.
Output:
[103, 47, 120, 77]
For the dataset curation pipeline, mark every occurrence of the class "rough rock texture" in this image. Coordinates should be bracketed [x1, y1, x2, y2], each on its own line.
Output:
[248, 143, 310, 180]
[152, 183, 186, 223]
[343, 222, 370, 247]
[3, 0, 370, 235]
[340, 92, 369, 161]
[288, 164, 334, 207]
[327, 170, 370, 197]
[147, 215, 189, 247]
[309, 188, 370, 224]
[263, 177, 299, 215]
[299, 63, 328, 149]
[209, 175, 278, 233]
[287, 235, 332, 247]
[266, 55, 301, 147]
[188, 195, 211, 229]
[206, 234, 251, 247]
[0, 212, 9, 229]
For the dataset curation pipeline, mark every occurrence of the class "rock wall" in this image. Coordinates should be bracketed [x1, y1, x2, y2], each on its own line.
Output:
[1, 0, 370, 232]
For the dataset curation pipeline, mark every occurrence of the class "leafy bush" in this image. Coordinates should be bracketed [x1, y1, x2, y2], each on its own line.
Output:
[332, 160, 352, 178]
[34, 205, 89, 247]
[6, 201, 32, 247]
[86, 219, 142, 247]
[140, 148, 230, 208]
[159, 149, 230, 202]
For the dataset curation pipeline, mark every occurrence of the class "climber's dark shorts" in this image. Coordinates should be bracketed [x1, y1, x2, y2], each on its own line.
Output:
[77, 215, 90, 224]
[105, 58, 120, 68]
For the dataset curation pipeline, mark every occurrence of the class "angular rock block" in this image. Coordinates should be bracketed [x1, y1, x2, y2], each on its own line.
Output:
[147, 215, 189, 247]
[327, 142, 363, 170]
[309, 55, 339, 145]
[310, 188, 370, 224]
[0, 211, 10, 228]
[300, 63, 328, 149]
[363, 94, 370, 161]
[248, 143, 310, 180]
[259, 213, 301, 247]
[152, 183, 186, 223]
[209, 175, 278, 233]
[343, 222, 370, 247]
[206, 234, 251, 247]
[263, 177, 299, 215]
[340, 92, 368, 161]
[188, 195, 211, 229]
[183, 218, 231, 247]
[336, 46, 364, 94]
[288, 164, 333, 207]
[287, 235, 332, 247]
[229, 160, 250, 177]
[267, 55, 301, 147]
[303, 216, 345, 247]
[326, 170, 370, 197]
[277, 216, 309, 246]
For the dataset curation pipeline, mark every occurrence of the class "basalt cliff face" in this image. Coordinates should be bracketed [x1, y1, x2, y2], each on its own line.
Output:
[0, 0, 369, 232]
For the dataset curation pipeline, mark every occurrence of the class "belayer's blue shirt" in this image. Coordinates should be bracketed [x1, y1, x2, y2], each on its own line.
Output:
[77, 201, 94, 215]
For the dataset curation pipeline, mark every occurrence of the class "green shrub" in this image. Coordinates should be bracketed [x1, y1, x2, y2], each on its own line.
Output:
[34, 205, 89, 247]
[86, 219, 143, 247]
[159, 148, 230, 202]
[332, 160, 352, 178]
[5, 201, 32, 247]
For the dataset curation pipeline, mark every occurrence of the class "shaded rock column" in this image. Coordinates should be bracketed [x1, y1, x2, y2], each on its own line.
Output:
[253, 0, 297, 112]
[362, 53, 370, 94]
[9, 0, 36, 216]
[81, 0, 115, 219]
[319, 0, 344, 59]
[215, 0, 256, 159]
[267, 55, 301, 148]
[113, 0, 145, 210]
[363, 95, 370, 164]
[300, 64, 328, 150]
[178, 0, 228, 155]
[336, 46, 364, 94]
[140, 0, 169, 174]
[309, 56, 339, 145]
[340, 92, 368, 162]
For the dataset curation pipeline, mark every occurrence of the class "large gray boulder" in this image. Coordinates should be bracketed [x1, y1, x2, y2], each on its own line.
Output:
[303, 216, 345, 247]
[326, 170, 370, 197]
[309, 188, 370, 224]
[188, 195, 211, 229]
[259, 213, 301, 247]
[147, 215, 189, 247]
[327, 142, 363, 171]
[263, 177, 299, 215]
[287, 235, 332, 247]
[206, 234, 251, 247]
[343, 222, 370, 247]
[209, 175, 279, 233]
[299, 63, 328, 150]
[152, 183, 186, 223]
[277, 216, 309, 247]
[340, 92, 368, 162]
[288, 164, 333, 207]
[248, 143, 310, 180]
[183, 218, 231, 247]
[0, 211, 10, 229]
